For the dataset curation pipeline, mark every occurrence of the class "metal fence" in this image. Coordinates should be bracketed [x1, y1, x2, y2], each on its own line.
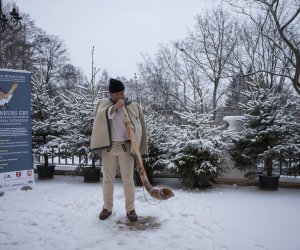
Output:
[33, 146, 100, 167]
[33, 146, 300, 176]
[257, 154, 300, 176]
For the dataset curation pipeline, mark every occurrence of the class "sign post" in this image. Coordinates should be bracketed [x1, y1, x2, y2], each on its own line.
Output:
[0, 69, 34, 191]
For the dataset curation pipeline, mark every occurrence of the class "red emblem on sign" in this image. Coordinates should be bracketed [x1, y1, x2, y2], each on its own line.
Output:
[16, 171, 21, 177]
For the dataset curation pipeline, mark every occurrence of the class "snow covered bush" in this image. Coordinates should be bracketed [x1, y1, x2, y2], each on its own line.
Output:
[163, 111, 228, 189]
[174, 139, 226, 189]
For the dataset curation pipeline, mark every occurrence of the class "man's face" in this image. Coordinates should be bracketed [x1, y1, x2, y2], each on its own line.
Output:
[110, 91, 125, 103]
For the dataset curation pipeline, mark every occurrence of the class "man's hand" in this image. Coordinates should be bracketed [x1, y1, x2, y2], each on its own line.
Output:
[111, 99, 125, 114]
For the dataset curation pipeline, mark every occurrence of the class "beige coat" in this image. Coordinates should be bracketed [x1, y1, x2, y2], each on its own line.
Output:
[90, 98, 148, 156]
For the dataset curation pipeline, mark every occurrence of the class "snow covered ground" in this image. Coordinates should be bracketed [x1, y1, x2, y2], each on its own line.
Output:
[1, 175, 299, 250]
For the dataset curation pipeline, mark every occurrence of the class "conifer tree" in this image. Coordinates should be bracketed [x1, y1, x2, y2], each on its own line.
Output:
[224, 72, 250, 116]
[162, 109, 228, 188]
[60, 47, 103, 166]
[31, 75, 66, 166]
[229, 80, 299, 176]
[143, 109, 170, 173]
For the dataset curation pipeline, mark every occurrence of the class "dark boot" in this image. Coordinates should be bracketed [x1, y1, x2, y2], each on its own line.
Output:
[127, 210, 138, 222]
[99, 209, 112, 220]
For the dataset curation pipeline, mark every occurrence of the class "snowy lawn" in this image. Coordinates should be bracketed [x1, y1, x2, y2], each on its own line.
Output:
[0, 175, 299, 250]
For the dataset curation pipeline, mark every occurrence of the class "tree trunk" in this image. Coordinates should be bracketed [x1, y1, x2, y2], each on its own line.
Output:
[212, 80, 219, 123]
[92, 154, 96, 168]
[265, 156, 273, 176]
[43, 135, 49, 167]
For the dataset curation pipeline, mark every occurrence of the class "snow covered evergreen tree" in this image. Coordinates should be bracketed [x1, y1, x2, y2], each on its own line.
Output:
[274, 95, 300, 175]
[224, 71, 251, 116]
[60, 79, 102, 166]
[229, 80, 300, 176]
[60, 49, 103, 167]
[31, 75, 66, 166]
[143, 108, 170, 174]
[162, 110, 228, 189]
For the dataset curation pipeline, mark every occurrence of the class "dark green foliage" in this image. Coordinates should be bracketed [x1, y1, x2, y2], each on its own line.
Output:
[172, 143, 224, 189]
[229, 80, 299, 176]
[143, 141, 165, 174]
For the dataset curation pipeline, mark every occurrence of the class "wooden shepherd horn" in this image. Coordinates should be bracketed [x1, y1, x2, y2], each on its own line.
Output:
[122, 106, 174, 200]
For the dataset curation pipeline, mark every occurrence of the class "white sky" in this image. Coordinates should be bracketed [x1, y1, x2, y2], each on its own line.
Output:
[15, 0, 222, 79]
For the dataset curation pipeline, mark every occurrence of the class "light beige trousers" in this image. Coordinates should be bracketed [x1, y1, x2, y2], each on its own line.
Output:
[101, 142, 135, 213]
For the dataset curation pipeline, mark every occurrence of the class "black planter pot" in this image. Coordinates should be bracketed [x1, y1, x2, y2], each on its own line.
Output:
[36, 164, 55, 180]
[83, 167, 101, 183]
[134, 170, 153, 186]
[195, 174, 212, 189]
[259, 174, 280, 191]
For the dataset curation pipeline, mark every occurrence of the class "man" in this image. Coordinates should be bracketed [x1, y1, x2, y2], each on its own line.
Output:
[90, 78, 148, 222]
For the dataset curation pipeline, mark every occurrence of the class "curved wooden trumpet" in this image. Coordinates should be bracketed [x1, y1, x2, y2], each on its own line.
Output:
[122, 106, 174, 200]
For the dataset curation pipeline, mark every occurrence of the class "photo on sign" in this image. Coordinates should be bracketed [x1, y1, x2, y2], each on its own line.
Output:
[0, 83, 18, 109]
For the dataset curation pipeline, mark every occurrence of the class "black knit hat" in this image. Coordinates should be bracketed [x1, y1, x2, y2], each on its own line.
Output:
[109, 78, 125, 93]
